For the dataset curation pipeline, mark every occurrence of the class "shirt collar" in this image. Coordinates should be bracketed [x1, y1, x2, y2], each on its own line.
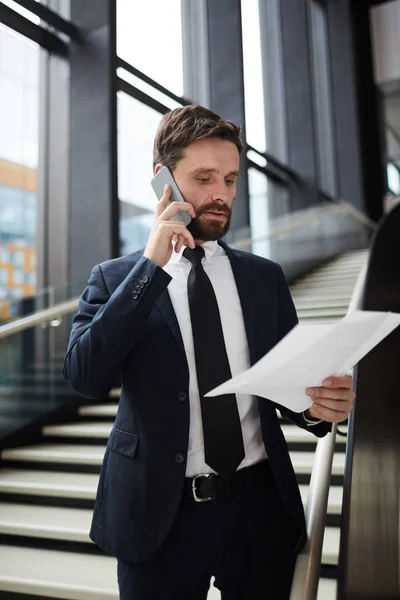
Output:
[169, 239, 221, 265]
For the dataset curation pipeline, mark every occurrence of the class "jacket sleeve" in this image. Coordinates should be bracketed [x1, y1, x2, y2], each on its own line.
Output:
[63, 256, 172, 400]
[275, 263, 332, 438]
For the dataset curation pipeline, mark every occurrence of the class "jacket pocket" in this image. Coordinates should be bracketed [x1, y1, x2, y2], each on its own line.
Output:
[107, 426, 139, 459]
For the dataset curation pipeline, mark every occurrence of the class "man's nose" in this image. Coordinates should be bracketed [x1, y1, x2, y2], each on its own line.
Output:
[210, 182, 229, 202]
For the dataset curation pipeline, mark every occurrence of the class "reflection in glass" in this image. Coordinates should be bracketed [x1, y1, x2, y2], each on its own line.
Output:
[310, 0, 337, 196]
[118, 93, 164, 256]
[0, 25, 39, 322]
[249, 168, 270, 258]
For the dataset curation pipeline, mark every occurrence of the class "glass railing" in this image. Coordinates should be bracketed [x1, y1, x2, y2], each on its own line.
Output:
[0, 199, 375, 442]
[0, 281, 87, 326]
[0, 281, 86, 440]
[225, 199, 374, 281]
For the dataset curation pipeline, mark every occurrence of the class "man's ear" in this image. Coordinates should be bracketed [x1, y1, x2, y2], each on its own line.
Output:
[154, 163, 164, 176]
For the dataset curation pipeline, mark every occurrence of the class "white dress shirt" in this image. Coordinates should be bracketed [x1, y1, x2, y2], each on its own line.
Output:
[163, 240, 268, 477]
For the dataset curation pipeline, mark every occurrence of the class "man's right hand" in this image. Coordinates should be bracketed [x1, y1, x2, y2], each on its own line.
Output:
[143, 184, 196, 268]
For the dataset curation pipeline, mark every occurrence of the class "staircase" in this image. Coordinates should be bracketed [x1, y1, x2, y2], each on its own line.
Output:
[0, 250, 367, 599]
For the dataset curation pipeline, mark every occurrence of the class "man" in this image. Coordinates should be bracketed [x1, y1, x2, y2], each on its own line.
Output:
[64, 104, 355, 600]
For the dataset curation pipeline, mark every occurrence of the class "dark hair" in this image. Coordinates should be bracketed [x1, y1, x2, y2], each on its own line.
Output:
[153, 104, 243, 171]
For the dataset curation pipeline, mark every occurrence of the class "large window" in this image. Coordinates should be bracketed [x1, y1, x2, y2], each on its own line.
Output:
[241, 0, 266, 151]
[310, 0, 337, 196]
[118, 93, 164, 256]
[117, 0, 184, 96]
[0, 25, 39, 309]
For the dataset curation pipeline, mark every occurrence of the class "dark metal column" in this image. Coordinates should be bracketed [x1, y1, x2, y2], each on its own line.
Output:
[349, 0, 386, 221]
[338, 203, 400, 599]
[326, 0, 364, 212]
[181, 0, 249, 239]
[280, 0, 318, 209]
[69, 0, 118, 284]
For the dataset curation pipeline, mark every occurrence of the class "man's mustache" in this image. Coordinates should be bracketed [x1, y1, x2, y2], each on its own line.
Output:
[196, 206, 231, 217]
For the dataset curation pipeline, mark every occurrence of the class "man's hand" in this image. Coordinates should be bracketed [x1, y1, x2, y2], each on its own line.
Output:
[304, 375, 355, 423]
[143, 184, 196, 268]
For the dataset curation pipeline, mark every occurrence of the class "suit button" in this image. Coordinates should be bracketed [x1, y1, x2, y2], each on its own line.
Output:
[132, 291, 138, 300]
[143, 275, 149, 283]
[178, 391, 188, 402]
[174, 453, 184, 464]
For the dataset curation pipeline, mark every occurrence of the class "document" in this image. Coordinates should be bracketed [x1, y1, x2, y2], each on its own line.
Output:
[205, 310, 400, 413]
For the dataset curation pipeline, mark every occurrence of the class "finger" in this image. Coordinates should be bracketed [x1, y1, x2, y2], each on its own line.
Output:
[311, 403, 348, 423]
[175, 233, 184, 253]
[161, 200, 196, 221]
[155, 184, 172, 218]
[322, 375, 353, 389]
[156, 220, 196, 249]
[313, 397, 350, 412]
[307, 387, 355, 401]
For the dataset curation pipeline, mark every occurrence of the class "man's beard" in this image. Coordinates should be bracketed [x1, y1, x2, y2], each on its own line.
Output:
[186, 207, 232, 242]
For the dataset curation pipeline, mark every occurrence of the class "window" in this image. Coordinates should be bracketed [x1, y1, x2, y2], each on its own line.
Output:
[117, 0, 184, 96]
[310, 0, 337, 196]
[249, 168, 270, 258]
[241, 0, 266, 151]
[118, 93, 164, 256]
[0, 25, 39, 300]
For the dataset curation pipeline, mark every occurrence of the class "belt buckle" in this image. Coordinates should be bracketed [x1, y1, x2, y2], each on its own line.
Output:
[192, 473, 215, 502]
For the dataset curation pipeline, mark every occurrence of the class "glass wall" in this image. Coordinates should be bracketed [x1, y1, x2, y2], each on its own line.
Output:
[117, 0, 184, 95]
[0, 24, 40, 319]
[116, 0, 186, 256]
[309, 0, 337, 196]
[117, 93, 165, 256]
[241, 0, 266, 152]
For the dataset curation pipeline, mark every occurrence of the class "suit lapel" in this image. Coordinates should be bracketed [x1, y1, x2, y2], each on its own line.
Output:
[156, 290, 186, 360]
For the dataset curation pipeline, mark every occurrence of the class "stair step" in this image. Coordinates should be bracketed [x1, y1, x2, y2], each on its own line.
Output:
[289, 451, 345, 475]
[0, 502, 92, 543]
[296, 307, 347, 318]
[0, 468, 343, 515]
[1, 444, 345, 474]
[1, 444, 106, 466]
[43, 423, 114, 438]
[0, 503, 340, 565]
[0, 545, 117, 599]
[0, 469, 98, 499]
[282, 425, 347, 444]
[291, 292, 352, 300]
[41, 422, 347, 444]
[299, 484, 343, 514]
[293, 299, 349, 309]
[207, 578, 337, 599]
[79, 404, 118, 417]
[0, 544, 337, 600]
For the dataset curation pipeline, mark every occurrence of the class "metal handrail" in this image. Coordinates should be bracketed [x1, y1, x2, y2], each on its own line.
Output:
[0, 298, 79, 339]
[231, 200, 375, 251]
[289, 253, 369, 600]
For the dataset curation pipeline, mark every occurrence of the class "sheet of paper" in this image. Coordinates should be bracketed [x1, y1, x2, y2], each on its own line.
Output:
[205, 310, 400, 413]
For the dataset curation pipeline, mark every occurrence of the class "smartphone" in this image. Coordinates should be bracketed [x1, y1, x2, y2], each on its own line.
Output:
[151, 166, 192, 226]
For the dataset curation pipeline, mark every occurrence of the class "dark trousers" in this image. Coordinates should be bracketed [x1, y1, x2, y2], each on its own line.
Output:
[117, 461, 299, 600]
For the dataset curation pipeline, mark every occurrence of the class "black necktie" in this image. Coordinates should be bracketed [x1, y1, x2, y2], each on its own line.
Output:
[183, 245, 245, 480]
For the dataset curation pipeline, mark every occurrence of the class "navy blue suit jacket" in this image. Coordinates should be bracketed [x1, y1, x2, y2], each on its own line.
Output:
[63, 240, 331, 562]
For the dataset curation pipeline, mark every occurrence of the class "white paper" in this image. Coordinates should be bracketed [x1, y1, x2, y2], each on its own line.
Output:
[205, 310, 400, 413]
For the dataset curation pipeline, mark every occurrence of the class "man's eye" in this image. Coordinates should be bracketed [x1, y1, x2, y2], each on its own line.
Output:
[198, 178, 210, 183]
[226, 179, 235, 185]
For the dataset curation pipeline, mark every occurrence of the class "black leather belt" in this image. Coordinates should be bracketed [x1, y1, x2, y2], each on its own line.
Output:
[184, 459, 271, 502]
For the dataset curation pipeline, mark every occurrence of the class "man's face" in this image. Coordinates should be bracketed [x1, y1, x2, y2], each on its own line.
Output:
[155, 137, 240, 243]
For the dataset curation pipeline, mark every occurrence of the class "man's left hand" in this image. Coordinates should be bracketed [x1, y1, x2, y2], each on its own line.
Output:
[305, 375, 356, 423]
